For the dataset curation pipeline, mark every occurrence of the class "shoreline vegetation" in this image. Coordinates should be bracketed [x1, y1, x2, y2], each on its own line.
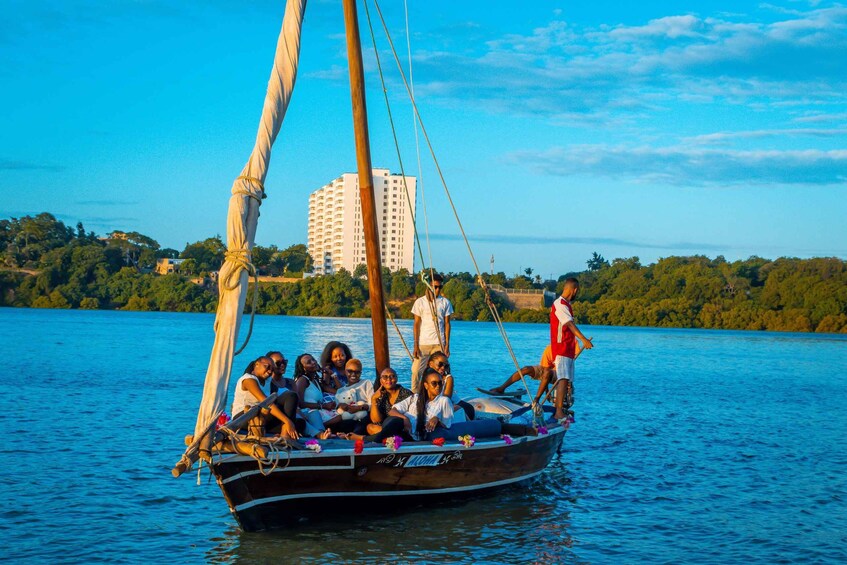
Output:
[1, 213, 845, 333]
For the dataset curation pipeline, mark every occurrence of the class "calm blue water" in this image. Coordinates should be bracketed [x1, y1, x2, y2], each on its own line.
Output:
[1, 308, 845, 563]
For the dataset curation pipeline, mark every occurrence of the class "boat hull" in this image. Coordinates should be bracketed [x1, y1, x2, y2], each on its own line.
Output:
[212, 425, 566, 531]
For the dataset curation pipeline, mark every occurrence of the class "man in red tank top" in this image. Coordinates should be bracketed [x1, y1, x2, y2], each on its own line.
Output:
[550, 277, 594, 420]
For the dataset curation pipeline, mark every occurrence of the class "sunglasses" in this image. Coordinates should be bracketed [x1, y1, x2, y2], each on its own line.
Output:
[347, 369, 362, 375]
[380, 374, 397, 380]
[433, 285, 443, 289]
[275, 359, 288, 366]
[426, 380, 443, 387]
[435, 362, 447, 369]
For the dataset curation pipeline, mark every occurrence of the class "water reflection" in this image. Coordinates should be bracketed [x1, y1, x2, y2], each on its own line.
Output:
[206, 472, 579, 564]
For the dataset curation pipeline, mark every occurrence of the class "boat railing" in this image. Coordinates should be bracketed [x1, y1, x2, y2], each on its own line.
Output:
[488, 284, 547, 295]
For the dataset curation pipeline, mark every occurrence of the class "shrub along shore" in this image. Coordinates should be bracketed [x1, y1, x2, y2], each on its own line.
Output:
[1, 213, 845, 333]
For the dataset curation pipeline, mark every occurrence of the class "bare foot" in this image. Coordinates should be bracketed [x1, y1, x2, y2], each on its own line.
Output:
[318, 428, 333, 440]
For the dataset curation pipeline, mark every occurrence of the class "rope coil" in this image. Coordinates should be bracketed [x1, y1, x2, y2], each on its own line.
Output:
[220, 174, 267, 356]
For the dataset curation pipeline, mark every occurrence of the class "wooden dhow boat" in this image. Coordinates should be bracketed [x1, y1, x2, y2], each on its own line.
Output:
[172, 0, 569, 532]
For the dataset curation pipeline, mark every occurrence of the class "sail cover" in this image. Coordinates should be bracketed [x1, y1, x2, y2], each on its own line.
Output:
[193, 0, 307, 440]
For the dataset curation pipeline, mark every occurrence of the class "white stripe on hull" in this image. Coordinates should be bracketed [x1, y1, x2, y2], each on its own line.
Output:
[233, 469, 546, 512]
[221, 458, 356, 484]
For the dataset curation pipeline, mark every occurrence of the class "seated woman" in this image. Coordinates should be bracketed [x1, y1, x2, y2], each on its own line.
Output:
[427, 352, 454, 399]
[293, 353, 337, 437]
[367, 367, 413, 436]
[322, 358, 374, 434]
[427, 352, 474, 421]
[347, 368, 452, 443]
[266, 350, 293, 394]
[231, 356, 300, 440]
[319, 341, 353, 393]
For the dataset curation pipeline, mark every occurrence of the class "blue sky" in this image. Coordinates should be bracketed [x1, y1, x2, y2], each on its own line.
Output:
[1, 0, 845, 276]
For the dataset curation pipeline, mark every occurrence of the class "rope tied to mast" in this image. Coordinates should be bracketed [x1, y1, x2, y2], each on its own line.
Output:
[216, 175, 266, 357]
[234, 175, 267, 202]
[221, 246, 259, 357]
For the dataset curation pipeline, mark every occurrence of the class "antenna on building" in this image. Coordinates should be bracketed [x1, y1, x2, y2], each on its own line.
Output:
[490, 254, 494, 275]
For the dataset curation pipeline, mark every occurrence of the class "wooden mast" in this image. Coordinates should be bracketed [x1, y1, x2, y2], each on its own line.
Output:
[343, 0, 389, 375]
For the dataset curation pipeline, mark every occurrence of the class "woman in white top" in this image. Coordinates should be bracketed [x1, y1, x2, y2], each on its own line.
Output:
[293, 353, 337, 437]
[347, 368, 453, 443]
[427, 352, 454, 400]
[231, 356, 300, 440]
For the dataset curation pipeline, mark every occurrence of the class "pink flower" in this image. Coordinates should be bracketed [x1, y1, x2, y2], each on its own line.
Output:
[432, 437, 446, 447]
[215, 413, 230, 430]
[459, 434, 475, 448]
[501, 434, 513, 445]
[304, 439, 322, 453]
[384, 436, 403, 451]
[538, 426, 548, 435]
[354, 439, 364, 454]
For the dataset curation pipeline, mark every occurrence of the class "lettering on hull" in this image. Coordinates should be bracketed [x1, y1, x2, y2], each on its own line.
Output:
[376, 451, 463, 468]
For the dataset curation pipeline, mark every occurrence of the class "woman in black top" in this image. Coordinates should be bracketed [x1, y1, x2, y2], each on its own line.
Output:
[366, 367, 412, 436]
[319, 341, 353, 392]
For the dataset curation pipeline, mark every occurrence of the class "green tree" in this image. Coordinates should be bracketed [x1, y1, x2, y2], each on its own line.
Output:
[587, 252, 609, 271]
[181, 236, 225, 274]
[106, 230, 161, 270]
[353, 263, 368, 279]
[278, 243, 312, 273]
[252, 244, 279, 275]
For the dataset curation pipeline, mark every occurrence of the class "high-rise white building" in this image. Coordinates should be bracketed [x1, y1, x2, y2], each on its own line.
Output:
[307, 168, 417, 275]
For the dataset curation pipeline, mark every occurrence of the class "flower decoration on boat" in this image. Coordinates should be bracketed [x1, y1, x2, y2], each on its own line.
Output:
[501, 434, 513, 445]
[384, 436, 403, 451]
[354, 439, 364, 454]
[459, 434, 475, 448]
[216, 413, 231, 430]
[304, 439, 322, 453]
[432, 437, 446, 447]
[537, 426, 548, 435]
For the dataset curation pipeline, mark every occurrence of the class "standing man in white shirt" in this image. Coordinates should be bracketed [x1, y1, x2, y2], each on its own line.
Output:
[411, 272, 453, 392]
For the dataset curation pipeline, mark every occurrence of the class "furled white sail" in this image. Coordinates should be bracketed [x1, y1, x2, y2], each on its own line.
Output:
[192, 0, 307, 441]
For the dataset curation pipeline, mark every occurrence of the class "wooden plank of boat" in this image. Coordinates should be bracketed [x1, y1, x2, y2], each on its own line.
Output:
[172, 393, 279, 477]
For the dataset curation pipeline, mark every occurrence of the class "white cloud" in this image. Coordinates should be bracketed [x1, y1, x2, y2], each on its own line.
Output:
[402, 6, 847, 119]
[687, 128, 847, 143]
[511, 145, 847, 186]
[793, 112, 847, 123]
[608, 15, 706, 39]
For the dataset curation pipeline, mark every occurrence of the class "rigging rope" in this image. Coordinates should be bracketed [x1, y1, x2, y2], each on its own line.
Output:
[370, 0, 535, 411]
[385, 304, 414, 359]
[218, 425, 292, 477]
[402, 0, 434, 274]
[363, 0, 445, 358]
